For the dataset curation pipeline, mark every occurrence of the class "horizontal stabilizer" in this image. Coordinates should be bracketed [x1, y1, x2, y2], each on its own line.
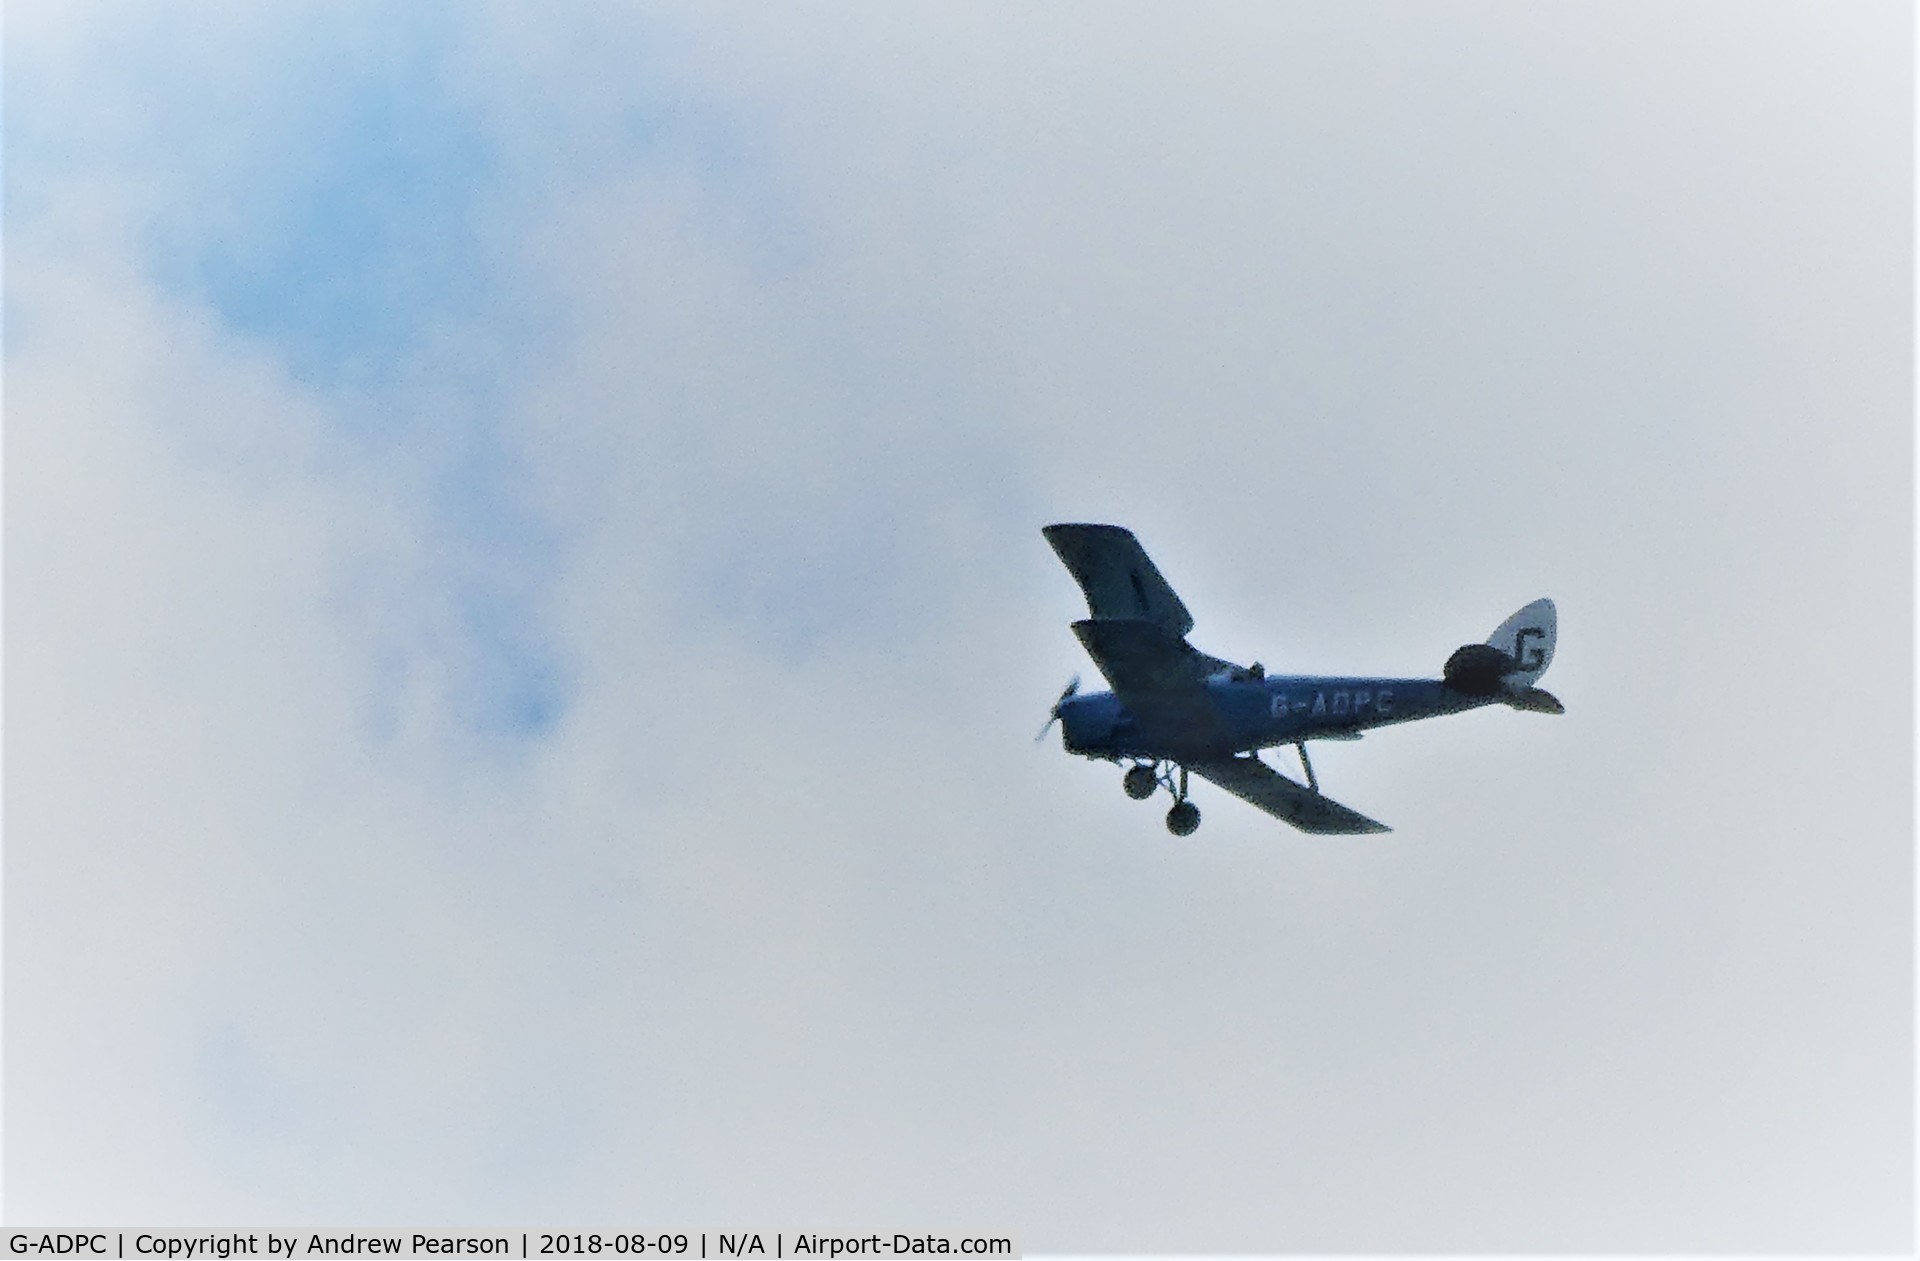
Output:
[1191, 755, 1390, 835]
[1507, 686, 1564, 714]
[1045, 523, 1194, 636]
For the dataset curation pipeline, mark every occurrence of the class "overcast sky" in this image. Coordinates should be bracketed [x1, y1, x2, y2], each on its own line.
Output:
[6, 1, 1912, 1250]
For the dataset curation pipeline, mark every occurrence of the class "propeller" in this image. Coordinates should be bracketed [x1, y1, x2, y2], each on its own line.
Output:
[1035, 675, 1081, 743]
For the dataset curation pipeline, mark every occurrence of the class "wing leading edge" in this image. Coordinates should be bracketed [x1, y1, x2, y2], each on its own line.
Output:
[1190, 755, 1391, 835]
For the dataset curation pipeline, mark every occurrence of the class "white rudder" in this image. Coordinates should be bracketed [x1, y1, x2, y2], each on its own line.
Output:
[1486, 597, 1556, 689]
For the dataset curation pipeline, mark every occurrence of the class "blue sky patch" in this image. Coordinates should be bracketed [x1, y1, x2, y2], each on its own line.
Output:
[169, 17, 500, 390]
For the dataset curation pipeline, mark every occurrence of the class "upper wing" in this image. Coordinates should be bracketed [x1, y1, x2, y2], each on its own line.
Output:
[1047, 524, 1236, 746]
[1190, 755, 1391, 835]
[1069, 617, 1203, 694]
[1044, 524, 1194, 637]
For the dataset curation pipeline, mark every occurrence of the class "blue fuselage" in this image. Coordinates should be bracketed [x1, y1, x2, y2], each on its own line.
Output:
[1058, 675, 1493, 761]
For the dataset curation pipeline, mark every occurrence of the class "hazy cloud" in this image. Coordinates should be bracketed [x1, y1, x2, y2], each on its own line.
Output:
[8, 1, 1910, 1249]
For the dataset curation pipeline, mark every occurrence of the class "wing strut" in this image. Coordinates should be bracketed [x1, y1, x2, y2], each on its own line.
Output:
[1296, 742, 1317, 792]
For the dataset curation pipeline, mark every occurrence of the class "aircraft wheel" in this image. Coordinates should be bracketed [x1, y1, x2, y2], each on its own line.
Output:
[1123, 765, 1157, 800]
[1166, 800, 1200, 837]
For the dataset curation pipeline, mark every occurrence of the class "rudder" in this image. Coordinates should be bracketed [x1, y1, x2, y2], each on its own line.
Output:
[1486, 597, 1556, 689]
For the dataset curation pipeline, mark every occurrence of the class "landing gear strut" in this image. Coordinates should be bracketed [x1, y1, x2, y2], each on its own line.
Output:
[1164, 764, 1199, 836]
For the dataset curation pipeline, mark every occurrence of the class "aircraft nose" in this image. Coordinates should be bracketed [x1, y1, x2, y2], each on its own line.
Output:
[1055, 693, 1115, 752]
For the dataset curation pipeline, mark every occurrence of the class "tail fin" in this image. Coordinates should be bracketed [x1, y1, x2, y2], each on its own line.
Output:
[1486, 598, 1555, 685]
[1487, 598, 1561, 712]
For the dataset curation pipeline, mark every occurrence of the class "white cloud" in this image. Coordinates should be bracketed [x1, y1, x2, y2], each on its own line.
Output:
[8, 0, 1910, 1248]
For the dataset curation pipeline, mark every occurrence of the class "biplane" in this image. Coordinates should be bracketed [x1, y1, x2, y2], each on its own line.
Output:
[1038, 523, 1562, 835]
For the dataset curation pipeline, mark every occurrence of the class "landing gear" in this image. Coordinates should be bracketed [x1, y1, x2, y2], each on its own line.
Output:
[1162, 764, 1199, 835]
[1122, 764, 1157, 799]
[1121, 760, 1202, 834]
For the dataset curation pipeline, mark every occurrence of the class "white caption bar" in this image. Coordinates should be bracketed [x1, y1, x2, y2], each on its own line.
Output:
[4, 1234, 1019, 1261]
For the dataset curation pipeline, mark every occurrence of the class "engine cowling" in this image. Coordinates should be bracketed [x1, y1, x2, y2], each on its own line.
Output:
[1443, 643, 1517, 696]
[1058, 693, 1121, 752]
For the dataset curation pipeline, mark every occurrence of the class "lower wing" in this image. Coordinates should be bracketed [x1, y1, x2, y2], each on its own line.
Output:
[1189, 755, 1391, 835]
